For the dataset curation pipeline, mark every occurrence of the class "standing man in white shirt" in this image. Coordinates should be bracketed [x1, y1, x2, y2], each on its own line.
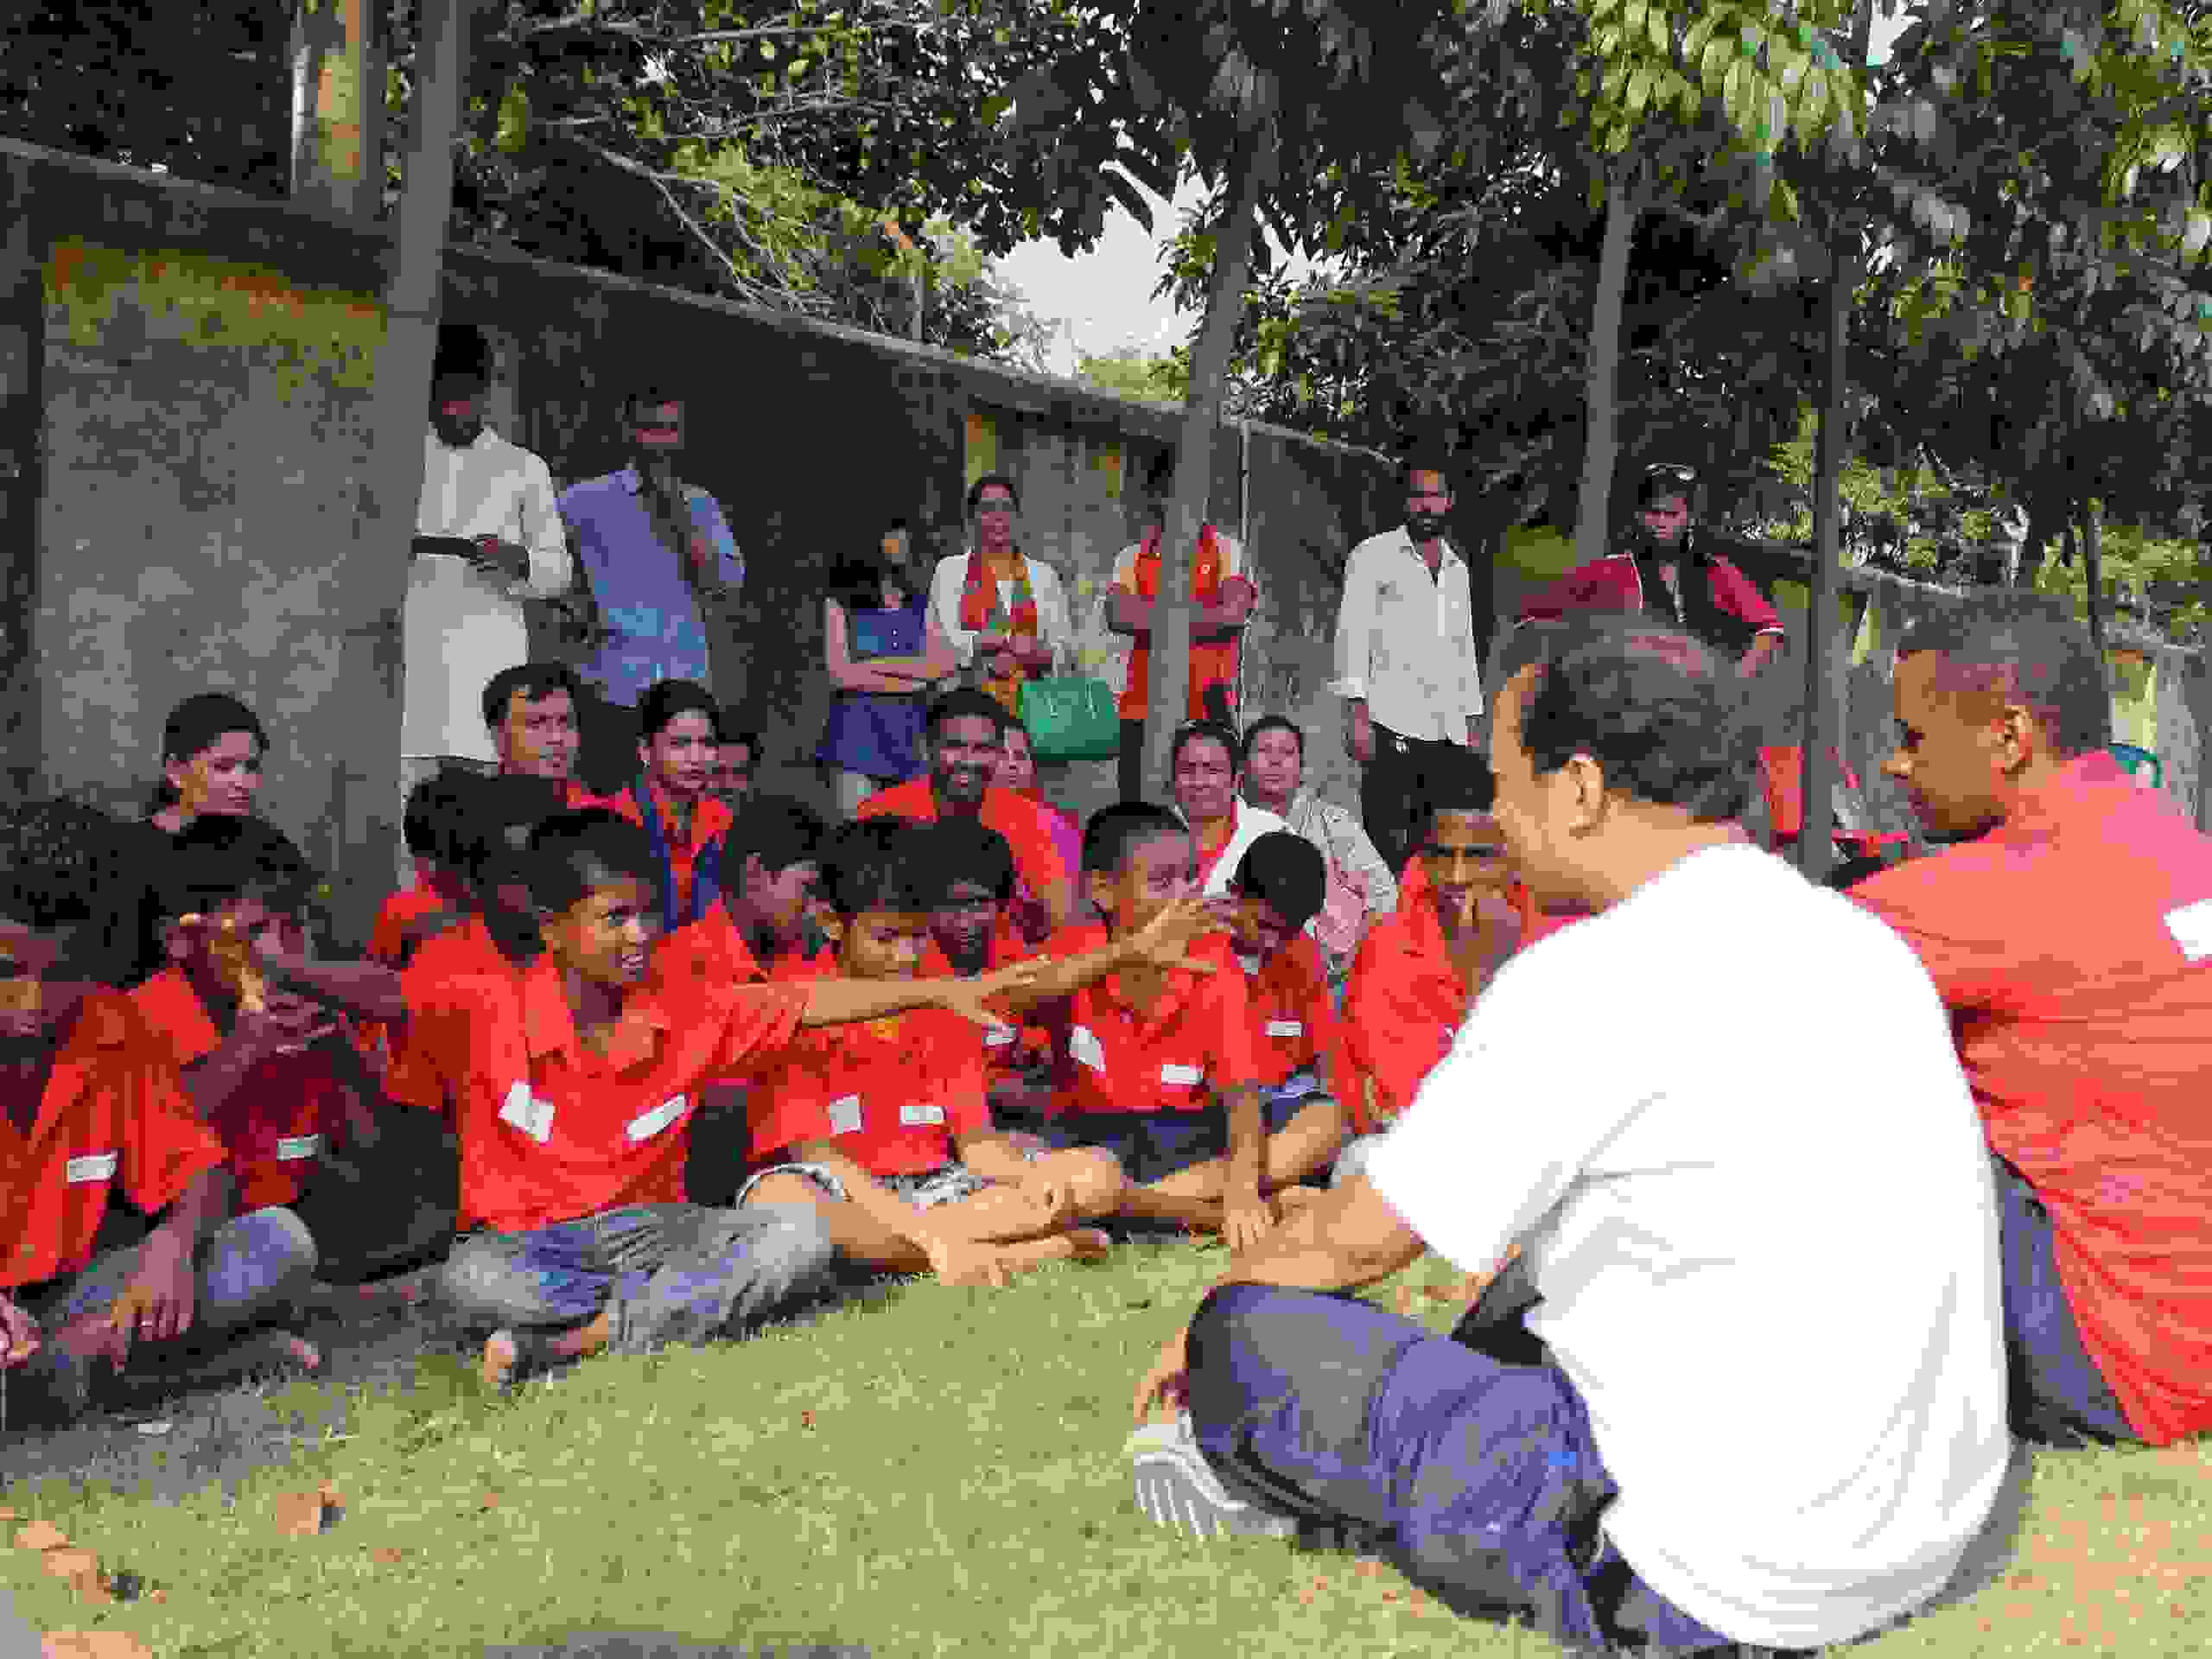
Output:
[404, 324, 572, 885]
[1330, 452, 1486, 873]
[1125, 611, 2009, 1656]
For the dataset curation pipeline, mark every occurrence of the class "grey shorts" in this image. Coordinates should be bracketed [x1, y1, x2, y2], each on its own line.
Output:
[735, 1160, 995, 1211]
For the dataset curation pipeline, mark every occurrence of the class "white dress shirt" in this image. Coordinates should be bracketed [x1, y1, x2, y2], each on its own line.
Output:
[929, 552, 1076, 673]
[1329, 524, 1484, 743]
[404, 427, 572, 761]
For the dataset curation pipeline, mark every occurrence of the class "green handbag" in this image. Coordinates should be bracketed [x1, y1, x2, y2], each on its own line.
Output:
[1018, 674, 1122, 763]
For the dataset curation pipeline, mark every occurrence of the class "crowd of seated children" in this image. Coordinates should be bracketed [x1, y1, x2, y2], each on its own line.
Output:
[916, 817, 1056, 1130]
[1028, 804, 1283, 1249]
[0, 803, 320, 1427]
[422, 807, 1060, 1388]
[859, 689, 1071, 941]
[1343, 746, 1557, 1133]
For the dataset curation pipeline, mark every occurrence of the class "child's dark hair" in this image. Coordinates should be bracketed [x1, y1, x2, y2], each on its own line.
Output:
[0, 798, 130, 931]
[450, 774, 569, 887]
[155, 816, 318, 927]
[149, 692, 267, 810]
[923, 818, 1019, 906]
[523, 810, 660, 916]
[820, 818, 928, 919]
[480, 661, 583, 732]
[727, 795, 828, 880]
[1231, 832, 1326, 935]
[404, 769, 477, 863]
[1426, 746, 1498, 817]
[1082, 802, 1186, 879]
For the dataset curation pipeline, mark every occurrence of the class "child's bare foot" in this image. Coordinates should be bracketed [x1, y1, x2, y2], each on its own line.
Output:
[930, 1237, 1017, 1288]
[1270, 1186, 1328, 1219]
[1065, 1227, 1114, 1261]
[480, 1331, 523, 1391]
[480, 1311, 611, 1389]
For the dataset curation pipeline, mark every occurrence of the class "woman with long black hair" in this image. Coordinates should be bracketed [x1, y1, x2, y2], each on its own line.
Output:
[816, 522, 954, 816]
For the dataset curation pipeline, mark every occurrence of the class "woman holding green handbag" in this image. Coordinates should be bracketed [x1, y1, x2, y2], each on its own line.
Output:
[928, 474, 1074, 718]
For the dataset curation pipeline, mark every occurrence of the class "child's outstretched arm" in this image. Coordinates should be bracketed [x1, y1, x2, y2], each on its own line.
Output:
[988, 895, 1223, 1016]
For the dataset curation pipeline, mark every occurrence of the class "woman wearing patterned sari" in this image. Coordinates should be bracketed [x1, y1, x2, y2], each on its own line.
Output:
[926, 474, 1074, 721]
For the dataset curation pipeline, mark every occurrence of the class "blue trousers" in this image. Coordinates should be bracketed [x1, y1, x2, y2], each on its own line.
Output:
[1992, 1154, 2139, 1446]
[1185, 1281, 1737, 1653]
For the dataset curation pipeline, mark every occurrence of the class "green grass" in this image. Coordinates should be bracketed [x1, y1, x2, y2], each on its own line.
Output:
[4, 1240, 2211, 1656]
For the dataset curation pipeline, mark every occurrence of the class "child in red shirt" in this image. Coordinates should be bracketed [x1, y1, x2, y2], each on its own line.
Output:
[425, 809, 1056, 1388]
[1343, 749, 1541, 1135]
[0, 808, 318, 1424]
[741, 820, 1173, 1287]
[1033, 804, 1276, 1250]
[914, 817, 1054, 1129]
[1216, 832, 1355, 1217]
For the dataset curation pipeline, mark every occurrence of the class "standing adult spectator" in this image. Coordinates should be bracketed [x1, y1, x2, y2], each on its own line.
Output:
[1127, 613, 2009, 1657]
[1330, 452, 1486, 874]
[404, 323, 572, 855]
[1238, 714, 1396, 982]
[558, 389, 747, 796]
[929, 474, 1073, 722]
[1853, 595, 2212, 1447]
[1108, 452, 1257, 804]
[1167, 721, 1288, 898]
[817, 528, 955, 815]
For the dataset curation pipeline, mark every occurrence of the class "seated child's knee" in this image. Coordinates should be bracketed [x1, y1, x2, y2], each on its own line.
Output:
[1058, 1147, 1126, 1214]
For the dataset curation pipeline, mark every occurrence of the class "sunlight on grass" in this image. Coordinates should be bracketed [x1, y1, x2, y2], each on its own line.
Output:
[3, 1239, 2209, 1656]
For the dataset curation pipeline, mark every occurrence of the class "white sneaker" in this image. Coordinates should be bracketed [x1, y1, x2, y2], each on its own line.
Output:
[1127, 1412, 1297, 1539]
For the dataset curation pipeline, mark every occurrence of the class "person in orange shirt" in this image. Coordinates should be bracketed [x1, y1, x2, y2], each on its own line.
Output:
[425, 808, 1048, 1389]
[655, 794, 832, 991]
[1853, 595, 2212, 1449]
[914, 818, 1053, 1130]
[135, 819, 457, 1307]
[1341, 747, 1543, 1137]
[741, 819, 1144, 1287]
[480, 660, 629, 811]
[1032, 804, 1274, 1249]
[858, 688, 1072, 939]
[0, 810, 318, 1426]
[597, 679, 735, 933]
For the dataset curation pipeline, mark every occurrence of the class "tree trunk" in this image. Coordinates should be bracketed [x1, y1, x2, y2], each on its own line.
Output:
[1796, 0, 1875, 881]
[2082, 498, 2108, 675]
[1139, 119, 1274, 793]
[331, 0, 470, 948]
[1572, 157, 1642, 569]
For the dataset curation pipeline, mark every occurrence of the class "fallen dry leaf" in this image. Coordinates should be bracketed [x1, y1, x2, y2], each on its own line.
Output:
[13, 1520, 66, 1551]
[800, 1410, 816, 1429]
[0, 1506, 13, 1520]
[42, 1548, 98, 1580]
[372, 1547, 404, 1566]
[1381, 1588, 1397, 1602]
[1355, 1558, 1382, 1579]
[479, 1492, 499, 1511]
[149, 1589, 167, 1605]
[70, 1568, 112, 1605]
[273, 1491, 327, 1538]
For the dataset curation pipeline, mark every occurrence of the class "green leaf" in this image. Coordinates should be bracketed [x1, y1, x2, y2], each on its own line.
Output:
[495, 81, 529, 154]
[1623, 0, 1648, 49]
[1700, 36, 1731, 95]
[1647, 4, 1668, 57]
[1770, 178, 1798, 222]
[1628, 61, 1653, 118]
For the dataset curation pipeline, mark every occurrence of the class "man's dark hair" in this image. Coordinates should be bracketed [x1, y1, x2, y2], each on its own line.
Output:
[151, 693, 268, 810]
[0, 799, 130, 931]
[926, 687, 1014, 737]
[727, 795, 828, 880]
[965, 472, 1022, 515]
[638, 679, 720, 743]
[1170, 720, 1241, 777]
[433, 323, 490, 384]
[1495, 614, 1758, 821]
[155, 815, 318, 926]
[1424, 745, 1499, 817]
[819, 818, 929, 920]
[480, 662, 584, 732]
[1893, 590, 2112, 759]
[524, 810, 659, 917]
[1082, 802, 1187, 879]
[449, 774, 569, 887]
[1239, 715, 1303, 767]
[1230, 831, 1325, 935]
[923, 818, 1019, 906]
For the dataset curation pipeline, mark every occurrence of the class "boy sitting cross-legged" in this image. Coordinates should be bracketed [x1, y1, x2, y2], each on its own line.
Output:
[1215, 832, 1356, 1222]
[427, 809, 1057, 1388]
[740, 819, 1164, 1287]
[1031, 804, 1279, 1251]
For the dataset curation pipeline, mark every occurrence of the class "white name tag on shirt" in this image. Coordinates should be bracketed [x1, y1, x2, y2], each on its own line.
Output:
[1264, 1020, 1304, 1039]
[64, 1152, 118, 1184]
[828, 1095, 864, 1135]
[625, 1095, 688, 1145]
[1160, 1063, 1204, 1087]
[275, 1135, 322, 1161]
[2164, 899, 2212, 962]
[899, 1103, 946, 1127]
[983, 1025, 1018, 1049]
[1069, 1025, 1107, 1074]
[499, 1081, 556, 1145]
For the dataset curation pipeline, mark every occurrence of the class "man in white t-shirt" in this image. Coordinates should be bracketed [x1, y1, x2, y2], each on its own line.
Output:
[1126, 612, 2008, 1656]
[403, 324, 572, 881]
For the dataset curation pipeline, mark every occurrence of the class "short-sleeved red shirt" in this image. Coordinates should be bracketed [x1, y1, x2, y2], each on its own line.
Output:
[128, 969, 347, 1211]
[1, 991, 226, 1290]
[385, 914, 529, 1116]
[441, 952, 810, 1233]
[921, 919, 1047, 1079]
[1851, 752, 2212, 1446]
[1046, 924, 1262, 1116]
[604, 785, 736, 918]
[1236, 932, 1344, 1093]
[858, 780, 1073, 919]
[752, 1004, 989, 1176]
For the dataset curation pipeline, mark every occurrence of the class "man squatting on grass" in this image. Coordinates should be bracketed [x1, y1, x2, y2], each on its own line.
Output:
[1127, 613, 2012, 1656]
